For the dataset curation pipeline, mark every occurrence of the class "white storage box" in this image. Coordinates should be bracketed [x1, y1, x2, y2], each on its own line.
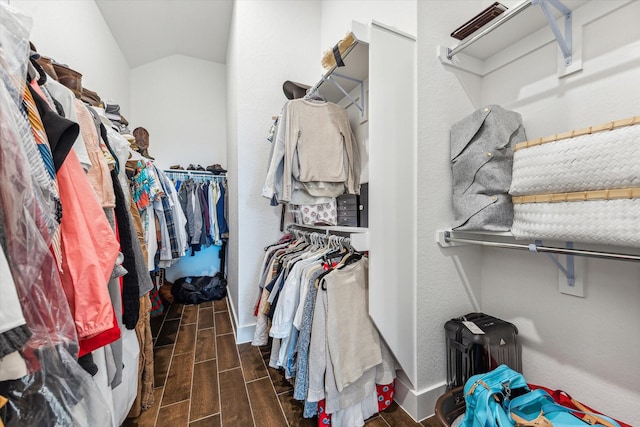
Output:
[510, 116, 640, 247]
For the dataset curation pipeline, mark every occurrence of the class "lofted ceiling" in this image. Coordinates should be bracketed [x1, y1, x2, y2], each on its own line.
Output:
[95, 0, 234, 69]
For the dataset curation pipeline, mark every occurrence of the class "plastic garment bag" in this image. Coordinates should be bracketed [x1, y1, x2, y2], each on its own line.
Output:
[0, 3, 111, 425]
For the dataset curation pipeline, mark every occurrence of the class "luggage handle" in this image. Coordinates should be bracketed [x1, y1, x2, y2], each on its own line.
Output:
[449, 340, 468, 352]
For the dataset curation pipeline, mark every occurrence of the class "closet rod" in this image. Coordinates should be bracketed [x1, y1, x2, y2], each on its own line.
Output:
[163, 170, 226, 178]
[292, 228, 352, 244]
[447, 0, 534, 60]
[289, 224, 353, 239]
[443, 231, 640, 262]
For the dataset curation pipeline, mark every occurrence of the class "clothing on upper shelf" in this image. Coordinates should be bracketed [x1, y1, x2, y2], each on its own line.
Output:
[251, 232, 397, 427]
[263, 99, 361, 205]
[450, 105, 526, 231]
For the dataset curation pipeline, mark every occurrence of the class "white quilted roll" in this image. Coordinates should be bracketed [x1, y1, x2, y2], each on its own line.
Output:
[512, 198, 640, 247]
[510, 125, 640, 196]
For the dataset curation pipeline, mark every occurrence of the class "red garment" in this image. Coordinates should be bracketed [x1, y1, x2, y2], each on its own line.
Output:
[77, 210, 122, 357]
[149, 287, 164, 318]
[316, 382, 395, 426]
[318, 399, 330, 426]
[529, 384, 631, 427]
[376, 382, 394, 412]
[78, 308, 120, 357]
[57, 150, 120, 339]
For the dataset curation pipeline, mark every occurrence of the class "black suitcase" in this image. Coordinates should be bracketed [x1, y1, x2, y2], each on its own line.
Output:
[445, 312, 521, 390]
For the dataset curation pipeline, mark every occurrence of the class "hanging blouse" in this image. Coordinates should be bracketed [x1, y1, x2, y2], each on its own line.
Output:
[74, 98, 116, 208]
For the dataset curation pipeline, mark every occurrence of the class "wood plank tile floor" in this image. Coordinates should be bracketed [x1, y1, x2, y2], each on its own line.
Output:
[123, 298, 438, 427]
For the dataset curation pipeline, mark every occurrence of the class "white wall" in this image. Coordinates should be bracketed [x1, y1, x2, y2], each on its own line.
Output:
[12, 0, 130, 115]
[418, 0, 640, 424]
[226, 1, 240, 326]
[480, 1, 640, 424]
[414, 1, 483, 419]
[226, 0, 321, 342]
[320, 0, 416, 72]
[130, 55, 227, 170]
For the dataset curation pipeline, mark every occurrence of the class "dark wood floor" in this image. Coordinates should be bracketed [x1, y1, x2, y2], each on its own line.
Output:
[123, 298, 439, 427]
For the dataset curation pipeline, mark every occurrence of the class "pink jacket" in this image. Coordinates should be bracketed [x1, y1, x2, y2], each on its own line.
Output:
[58, 150, 119, 338]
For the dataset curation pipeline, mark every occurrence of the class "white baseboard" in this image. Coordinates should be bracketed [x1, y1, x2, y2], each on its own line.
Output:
[235, 323, 256, 344]
[394, 376, 447, 422]
[225, 293, 256, 344]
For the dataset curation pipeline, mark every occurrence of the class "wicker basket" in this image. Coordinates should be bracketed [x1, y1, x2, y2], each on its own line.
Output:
[510, 116, 640, 247]
[511, 196, 640, 247]
[510, 119, 640, 196]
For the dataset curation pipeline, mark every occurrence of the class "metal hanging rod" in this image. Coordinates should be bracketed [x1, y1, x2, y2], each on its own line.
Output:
[289, 224, 353, 239]
[289, 223, 369, 251]
[291, 228, 352, 245]
[163, 169, 226, 178]
[441, 231, 640, 262]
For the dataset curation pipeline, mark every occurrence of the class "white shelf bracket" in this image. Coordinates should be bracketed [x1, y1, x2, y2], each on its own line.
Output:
[533, 240, 575, 286]
[325, 72, 366, 118]
[533, 0, 572, 66]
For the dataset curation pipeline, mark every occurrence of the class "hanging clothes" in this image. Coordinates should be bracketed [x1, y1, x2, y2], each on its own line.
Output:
[0, 10, 157, 424]
[0, 27, 110, 422]
[165, 171, 227, 251]
[42, 71, 92, 171]
[74, 98, 116, 209]
[263, 99, 361, 204]
[217, 180, 229, 238]
[0, 245, 29, 382]
[251, 231, 397, 427]
[57, 148, 121, 352]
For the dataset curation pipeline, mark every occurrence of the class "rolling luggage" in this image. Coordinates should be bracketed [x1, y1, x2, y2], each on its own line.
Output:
[445, 312, 521, 390]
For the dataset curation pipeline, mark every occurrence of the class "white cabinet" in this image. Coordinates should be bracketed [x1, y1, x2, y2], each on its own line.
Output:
[308, 21, 418, 389]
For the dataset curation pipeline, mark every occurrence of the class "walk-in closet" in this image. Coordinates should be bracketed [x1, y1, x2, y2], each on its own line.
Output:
[1, 0, 638, 426]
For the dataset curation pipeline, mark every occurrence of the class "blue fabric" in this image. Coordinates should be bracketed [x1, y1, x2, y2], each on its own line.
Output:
[285, 327, 299, 379]
[292, 268, 324, 418]
[461, 364, 529, 427]
[154, 167, 181, 258]
[36, 143, 55, 179]
[216, 180, 228, 235]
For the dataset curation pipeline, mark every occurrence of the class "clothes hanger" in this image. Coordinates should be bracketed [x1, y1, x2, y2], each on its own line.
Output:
[335, 238, 366, 270]
[314, 235, 346, 290]
[337, 251, 364, 269]
[303, 87, 326, 103]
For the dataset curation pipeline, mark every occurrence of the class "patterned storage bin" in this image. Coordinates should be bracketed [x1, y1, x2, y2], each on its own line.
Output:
[510, 116, 640, 246]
